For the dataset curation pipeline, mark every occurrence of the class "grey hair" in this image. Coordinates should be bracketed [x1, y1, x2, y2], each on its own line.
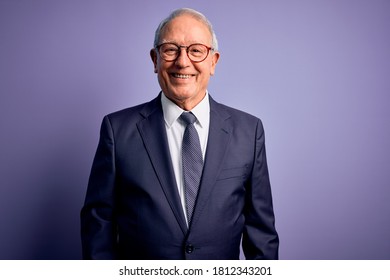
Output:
[153, 8, 219, 51]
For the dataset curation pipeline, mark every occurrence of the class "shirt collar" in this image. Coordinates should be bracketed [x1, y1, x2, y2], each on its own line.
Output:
[161, 91, 210, 128]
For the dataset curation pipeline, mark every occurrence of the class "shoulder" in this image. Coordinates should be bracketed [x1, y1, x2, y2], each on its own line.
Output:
[210, 96, 266, 143]
[210, 96, 263, 127]
[104, 96, 161, 125]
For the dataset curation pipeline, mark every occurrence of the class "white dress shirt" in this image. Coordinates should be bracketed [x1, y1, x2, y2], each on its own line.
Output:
[161, 92, 210, 224]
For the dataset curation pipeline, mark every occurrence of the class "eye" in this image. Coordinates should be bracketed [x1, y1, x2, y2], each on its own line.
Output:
[190, 47, 203, 53]
[161, 44, 179, 54]
[164, 48, 178, 54]
[189, 45, 207, 57]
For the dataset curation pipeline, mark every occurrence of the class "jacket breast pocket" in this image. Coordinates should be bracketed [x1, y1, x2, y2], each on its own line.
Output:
[216, 166, 248, 181]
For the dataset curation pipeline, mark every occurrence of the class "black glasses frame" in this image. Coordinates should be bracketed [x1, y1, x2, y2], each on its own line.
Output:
[156, 42, 214, 63]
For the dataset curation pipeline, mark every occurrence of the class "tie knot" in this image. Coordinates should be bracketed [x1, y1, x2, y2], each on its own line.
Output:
[180, 112, 197, 125]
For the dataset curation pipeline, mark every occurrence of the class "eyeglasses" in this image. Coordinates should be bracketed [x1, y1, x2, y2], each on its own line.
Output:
[156, 43, 214, 63]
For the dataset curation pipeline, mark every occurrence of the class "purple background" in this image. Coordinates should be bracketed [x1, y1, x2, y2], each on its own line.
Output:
[1, 0, 389, 260]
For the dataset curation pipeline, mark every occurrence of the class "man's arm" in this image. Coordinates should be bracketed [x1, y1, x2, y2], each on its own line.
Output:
[242, 119, 279, 259]
[80, 116, 117, 259]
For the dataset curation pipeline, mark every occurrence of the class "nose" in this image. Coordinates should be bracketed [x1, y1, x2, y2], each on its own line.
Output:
[175, 47, 191, 68]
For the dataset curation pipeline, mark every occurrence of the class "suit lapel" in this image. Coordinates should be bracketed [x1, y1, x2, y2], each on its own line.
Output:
[189, 97, 232, 229]
[136, 96, 187, 235]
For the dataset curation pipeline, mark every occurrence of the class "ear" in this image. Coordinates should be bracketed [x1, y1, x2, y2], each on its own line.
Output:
[210, 51, 220, 76]
[150, 49, 158, 73]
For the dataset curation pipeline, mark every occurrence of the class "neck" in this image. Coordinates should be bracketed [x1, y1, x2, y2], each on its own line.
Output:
[167, 92, 206, 111]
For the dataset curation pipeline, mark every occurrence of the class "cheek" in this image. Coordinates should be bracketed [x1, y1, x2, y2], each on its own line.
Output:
[199, 66, 214, 80]
[157, 72, 168, 86]
[198, 60, 215, 76]
[158, 62, 174, 76]
[156, 64, 168, 78]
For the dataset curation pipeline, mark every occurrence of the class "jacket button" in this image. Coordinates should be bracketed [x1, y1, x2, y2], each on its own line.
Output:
[185, 244, 194, 254]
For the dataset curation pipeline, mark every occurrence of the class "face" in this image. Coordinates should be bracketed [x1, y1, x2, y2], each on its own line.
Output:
[150, 15, 220, 110]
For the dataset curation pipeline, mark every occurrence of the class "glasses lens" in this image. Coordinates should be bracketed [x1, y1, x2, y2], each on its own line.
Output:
[159, 43, 179, 61]
[188, 44, 208, 61]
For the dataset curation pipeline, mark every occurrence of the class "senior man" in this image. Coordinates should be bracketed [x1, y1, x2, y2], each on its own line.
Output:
[81, 8, 279, 260]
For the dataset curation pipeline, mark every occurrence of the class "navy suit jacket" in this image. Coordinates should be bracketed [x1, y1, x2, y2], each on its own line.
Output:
[81, 94, 279, 259]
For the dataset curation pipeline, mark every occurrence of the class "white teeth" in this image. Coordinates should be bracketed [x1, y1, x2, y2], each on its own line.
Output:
[173, 74, 191, 79]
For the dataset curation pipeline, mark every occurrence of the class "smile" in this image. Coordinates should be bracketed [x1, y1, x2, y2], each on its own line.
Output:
[171, 73, 194, 79]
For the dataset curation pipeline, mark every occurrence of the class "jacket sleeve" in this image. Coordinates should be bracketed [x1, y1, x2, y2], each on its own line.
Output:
[80, 116, 117, 259]
[242, 119, 279, 259]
